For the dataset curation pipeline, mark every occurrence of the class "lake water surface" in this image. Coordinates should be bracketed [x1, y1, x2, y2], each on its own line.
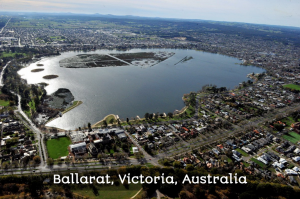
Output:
[18, 49, 265, 130]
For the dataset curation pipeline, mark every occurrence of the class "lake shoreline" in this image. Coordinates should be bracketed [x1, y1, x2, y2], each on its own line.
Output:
[18, 48, 265, 130]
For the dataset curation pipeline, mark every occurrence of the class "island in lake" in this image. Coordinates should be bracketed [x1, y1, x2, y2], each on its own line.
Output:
[43, 75, 58, 79]
[38, 82, 49, 87]
[31, 69, 44, 72]
[59, 51, 175, 68]
[44, 88, 74, 109]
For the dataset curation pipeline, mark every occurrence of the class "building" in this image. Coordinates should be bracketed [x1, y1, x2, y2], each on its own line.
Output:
[69, 142, 86, 156]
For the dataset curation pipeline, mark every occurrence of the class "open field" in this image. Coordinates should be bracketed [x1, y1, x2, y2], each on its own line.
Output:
[283, 84, 300, 91]
[250, 158, 267, 168]
[236, 148, 249, 157]
[283, 132, 300, 144]
[46, 137, 71, 159]
[0, 52, 26, 58]
[0, 99, 10, 106]
[72, 184, 142, 199]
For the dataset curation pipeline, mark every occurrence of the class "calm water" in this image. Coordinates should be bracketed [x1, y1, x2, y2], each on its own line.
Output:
[18, 49, 265, 130]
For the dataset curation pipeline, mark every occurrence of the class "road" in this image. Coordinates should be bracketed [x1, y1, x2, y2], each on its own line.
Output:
[0, 61, 11, 86]
[0, 158, 143, 176]
[13, 92, 47, 166]
[0, 60, 46, 166]
[0, 17, 11, 34]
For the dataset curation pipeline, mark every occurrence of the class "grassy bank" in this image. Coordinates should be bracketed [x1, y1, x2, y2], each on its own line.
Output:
[62, 101, 83, 114]
[92, 114, 118, 128]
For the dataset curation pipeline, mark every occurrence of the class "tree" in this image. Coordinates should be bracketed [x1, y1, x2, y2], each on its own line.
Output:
[173, 161, 181, 168]
[22, 156, 30, 167]
[33, 156, 41, 165]
[12, 160, 19, 168]
[47, 158, 54, 166]
[97, 153, 103, 161]
[114, 152, 121, 160]
[103, 120, 108, 127]
[65, 157, 71, 164]
[134, 152, 143, 159]
[155, 113, 159, 120]
[88, 122, 92, 131]
[144, 144, 149, 153]
[148, 135, 154, 142]
[109, 118, 115, 124]
[144, 113, 149, 120]
[2, 162, 10, 171]
[122, 143, 129, 152]
[126, 118, 129, 123]
[193, 186, 205, 198]
[186, 164, 194, 171]
[167, 112, 173, 118]
[240, 192, 258, 199]
[179, 191, 188, 199]
[274, 123, 284, 131]
[149, 113, 153, 120]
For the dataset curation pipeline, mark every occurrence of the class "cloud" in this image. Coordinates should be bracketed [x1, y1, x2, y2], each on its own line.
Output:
[0, 0, 299, 27]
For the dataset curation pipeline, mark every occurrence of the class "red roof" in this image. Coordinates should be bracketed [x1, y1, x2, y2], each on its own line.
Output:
[182, 127, 189, 131]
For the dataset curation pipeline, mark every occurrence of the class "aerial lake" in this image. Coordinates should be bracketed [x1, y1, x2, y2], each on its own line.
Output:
[18, 49, 265, 130]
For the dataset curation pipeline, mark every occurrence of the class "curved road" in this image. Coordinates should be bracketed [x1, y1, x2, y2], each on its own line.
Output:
[0, 60, 46, 166]
[0, 61, 11, 86]
[13, 92, 47, 166]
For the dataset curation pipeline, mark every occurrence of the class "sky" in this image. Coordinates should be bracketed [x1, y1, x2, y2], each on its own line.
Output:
[0, 0, 300, 27]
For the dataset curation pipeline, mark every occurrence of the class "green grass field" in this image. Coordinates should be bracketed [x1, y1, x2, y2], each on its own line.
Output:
[236, 148, 249, 157]
[250, 158, 267, 168]
[0, 52, 26, 58]
[0, 99, 9, 106]
[46, 137, 71, 159]
[72, 184, 142, 199]
[281, 117, 294, 127]
[283, 84, 300, 91]
[28, 100, 36, 112]
[283, 132, 300, 144]
[289, 132, 300, 140]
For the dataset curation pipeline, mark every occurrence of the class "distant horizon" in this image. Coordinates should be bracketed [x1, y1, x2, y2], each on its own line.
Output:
[0, 0, 299, 28]
[1, 10, 300, 29]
